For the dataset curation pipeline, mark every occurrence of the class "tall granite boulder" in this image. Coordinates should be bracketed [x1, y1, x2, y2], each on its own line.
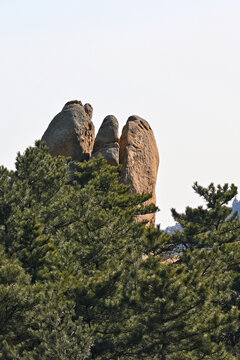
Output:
[42, 100, 95, 161]
[119, 115, 159, 226]
[92, 115, 119, 165]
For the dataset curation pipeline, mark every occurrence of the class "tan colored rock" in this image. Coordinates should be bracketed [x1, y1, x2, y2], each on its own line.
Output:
[119, 115, 159, 225]
[92, 115, 119, 165]
[42, 100, 95, 161]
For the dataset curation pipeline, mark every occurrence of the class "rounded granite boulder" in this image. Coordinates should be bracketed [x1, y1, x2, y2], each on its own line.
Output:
[42, 100, 95, 161]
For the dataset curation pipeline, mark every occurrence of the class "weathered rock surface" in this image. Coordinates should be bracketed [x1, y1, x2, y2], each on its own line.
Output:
[42, 101, 159, 226]
[92, 115, 119, 165]
[42, 100, 95, 161]
[119, 115, 159, 226]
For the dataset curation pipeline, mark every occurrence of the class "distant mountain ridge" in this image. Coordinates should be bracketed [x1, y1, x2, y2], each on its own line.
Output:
[231, 198, 240, 218]
[164, 223, 183, 234]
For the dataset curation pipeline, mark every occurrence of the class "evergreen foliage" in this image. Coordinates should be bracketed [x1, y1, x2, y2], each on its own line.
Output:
[1, 142, 240, 359]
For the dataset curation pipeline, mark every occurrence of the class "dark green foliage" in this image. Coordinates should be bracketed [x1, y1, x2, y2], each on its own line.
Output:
[1, 142, 240, 359]
[0, 246, 34, 359]
[169, 182, 240, 359]
[0, 142, 153, 358]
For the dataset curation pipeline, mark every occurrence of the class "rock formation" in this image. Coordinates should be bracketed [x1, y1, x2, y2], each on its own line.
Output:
[42, 101, 159, 226]
[119, 115, 159, 226]
[42, 100, 95, 161]
[92, 115, 119, 166]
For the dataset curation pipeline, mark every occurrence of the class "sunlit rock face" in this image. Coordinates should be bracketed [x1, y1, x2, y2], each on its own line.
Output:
[119, 115, 159, 226]
[42, 101, 159, 226]
[42, 100, 95, 161]
[92, 115, 119, 166]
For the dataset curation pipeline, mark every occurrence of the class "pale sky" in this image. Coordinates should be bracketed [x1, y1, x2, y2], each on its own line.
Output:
[1, 0, 240, 228]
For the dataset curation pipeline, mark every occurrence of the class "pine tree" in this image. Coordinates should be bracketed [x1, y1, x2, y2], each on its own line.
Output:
[0, 246, 35, 359]
[169, 182, 240, 359]
[107, 183, 240, 360]
[0, 141, 155, 358]
[1, 141, 240, 359]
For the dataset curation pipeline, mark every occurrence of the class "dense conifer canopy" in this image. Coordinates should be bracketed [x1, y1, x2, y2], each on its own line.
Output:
[1, 141, 240, 359]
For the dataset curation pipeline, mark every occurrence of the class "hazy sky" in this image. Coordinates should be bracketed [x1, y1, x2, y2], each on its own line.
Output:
[1, 0, 240, 227]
